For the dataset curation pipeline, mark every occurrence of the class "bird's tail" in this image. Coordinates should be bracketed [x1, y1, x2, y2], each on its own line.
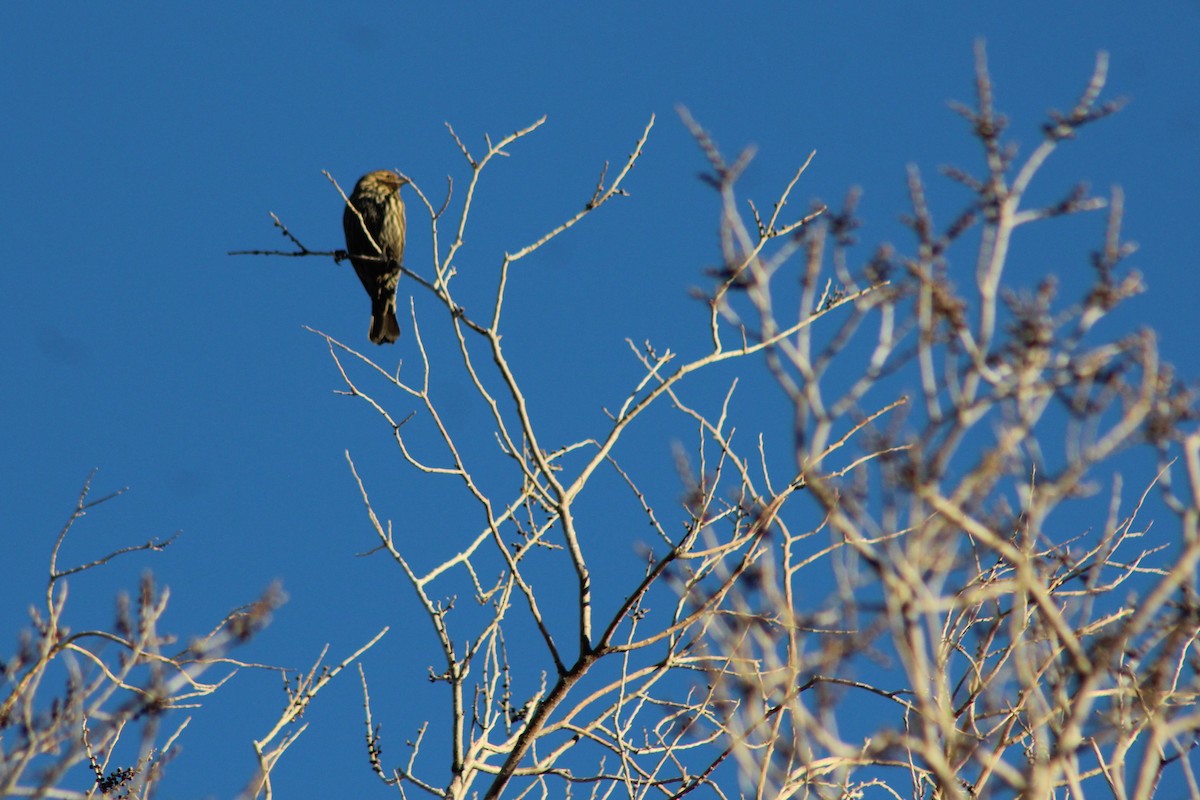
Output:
[369, 296, 401, 344]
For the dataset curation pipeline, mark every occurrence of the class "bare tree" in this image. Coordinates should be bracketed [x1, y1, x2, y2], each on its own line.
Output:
[682, 45, 1200, 799]
[228, 44, 1198, 799]
[312, 113, 827, 798]
[0, 473, 384, 799]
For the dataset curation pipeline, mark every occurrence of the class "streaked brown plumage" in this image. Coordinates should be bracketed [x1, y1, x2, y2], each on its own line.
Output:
[343, 170, 407, 344]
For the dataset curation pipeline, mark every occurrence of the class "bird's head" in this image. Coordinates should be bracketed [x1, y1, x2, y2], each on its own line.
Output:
[358, 170, 408, 192]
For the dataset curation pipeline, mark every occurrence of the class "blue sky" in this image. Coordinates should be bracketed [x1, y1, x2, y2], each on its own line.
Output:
[3, 3, 1199, 797]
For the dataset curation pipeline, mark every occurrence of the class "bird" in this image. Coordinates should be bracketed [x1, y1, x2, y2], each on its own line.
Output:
[342, 170, 407, 344]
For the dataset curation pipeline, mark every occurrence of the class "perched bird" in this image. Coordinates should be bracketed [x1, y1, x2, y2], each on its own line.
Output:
[342, 170, 407, 344]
